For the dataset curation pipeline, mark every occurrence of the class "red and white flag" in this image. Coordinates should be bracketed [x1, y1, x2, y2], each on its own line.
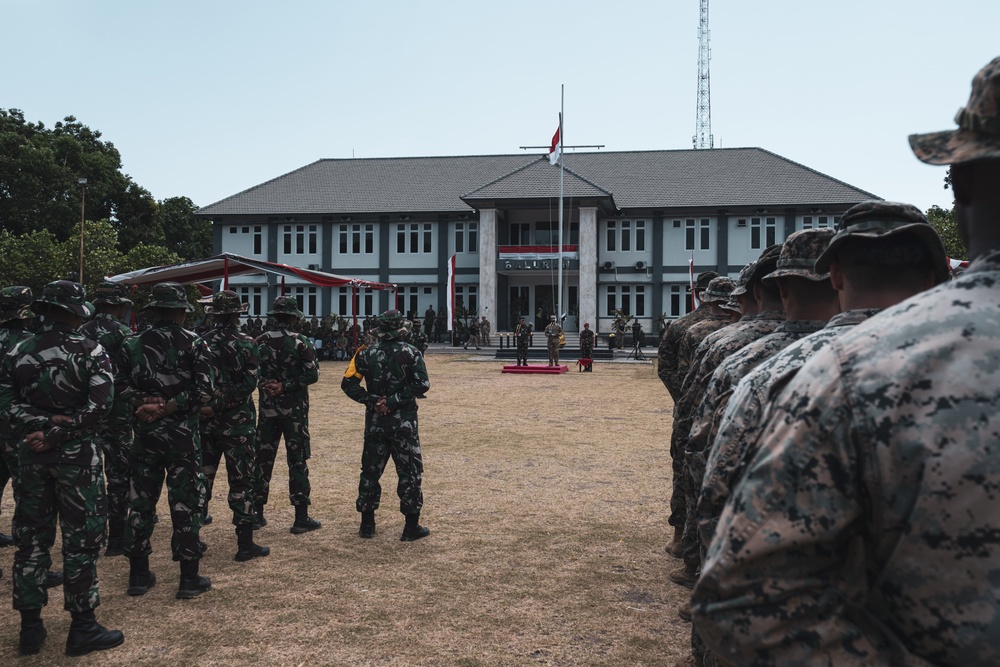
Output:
[689, 255, 696, 311]
[548, 124, 561, 165]
[446, 254, 456, 330]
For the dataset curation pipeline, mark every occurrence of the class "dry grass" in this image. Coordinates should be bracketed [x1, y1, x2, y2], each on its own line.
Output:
[0, 355, 690, 666]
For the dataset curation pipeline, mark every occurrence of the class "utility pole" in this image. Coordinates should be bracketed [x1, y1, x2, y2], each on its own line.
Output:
[693, 0, 713, 149]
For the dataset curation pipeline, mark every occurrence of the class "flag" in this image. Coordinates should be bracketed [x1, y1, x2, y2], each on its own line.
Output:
[446, 254, 456, 330]
[689, 255, 696, 311]
[548, 124, 561, 165]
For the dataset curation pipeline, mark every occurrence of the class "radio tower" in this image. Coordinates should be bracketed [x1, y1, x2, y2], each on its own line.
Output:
[692, 0, 713, 149]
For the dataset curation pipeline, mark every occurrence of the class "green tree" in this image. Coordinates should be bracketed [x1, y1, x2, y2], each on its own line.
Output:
[0, 228, 66, 293]
[157, 196, 212, 260]
[926, 205, 966, 260]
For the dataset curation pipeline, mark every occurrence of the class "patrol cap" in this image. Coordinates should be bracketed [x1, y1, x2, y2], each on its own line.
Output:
[91, 281, 133, 306]
[34, 280, 94, 318]
[0, 286, 36, 322]
[206, 290, 249, 315]
[729, 262, 757, 298]
[144, 282, 194, 312]
[762, 228, 835, 284]
[701, 276, 735, 304]
[909, 56, 1000, 165]
[814, 200, 949, 283]
[267, 296, 304, 319]
[695, 271, 719, 291]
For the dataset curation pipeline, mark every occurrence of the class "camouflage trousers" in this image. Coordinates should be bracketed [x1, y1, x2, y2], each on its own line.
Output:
[256, 408, 312, 507]
[202, 428, 257, 526]
[516, 341, 529, 365]
[356, 426, 424, 515]
[126, 428, 205, 562]
[668, 414, 692, 530]
[580, 343, 594, 359]
[98, 425, 132, 531]
[13, 463, 106, 612]
[1, 435, 19, 535]
[547, 339, 560, 365]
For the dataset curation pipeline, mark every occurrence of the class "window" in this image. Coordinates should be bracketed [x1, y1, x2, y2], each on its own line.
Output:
[455, 222, 478, 254]
[802, 215, 839, 230]
[288, 286, 318, 317]
[253, 226, 262, 254]
[455, 285, 478, 313]
[396, 224, 406, 254]
[751, 217, 777, 250]
[455, 223, 464, 253]
[282, 225, 317, 255]
[668, 284, 693, 318]
[336, 286, 374, 317]
[700, 219, 710, 250]
[607, 221, 617, 252]
[394, 286, 421, 318]
[510, 222, 530, 245]
[621, 221, 631, 252]
[236, 287, 263, 317]
[605, 285, 646, 317]
[635, 221, 646, 252]
[606, 219, 647, 253]
[685, 220, 695, 251]
[338, 224, 374, 255]
[423, 224, 432, 253]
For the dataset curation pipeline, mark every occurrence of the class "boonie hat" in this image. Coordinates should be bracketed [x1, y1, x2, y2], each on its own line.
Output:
[695, 271, 719, 291]
[144, 282, 193, 312]
[91, 281, 133, 306]
[701, 276, 735, 304]
[910, 56, 1000, 165]
[729, 262, 757, 298]
[35, 280, 94, 318]
[267, 296, 304, 319]
[206, 290, 249, 315]
[762, 228, 835, 284]
[814, 200, 949, 283]
[0, 286, 35, 322]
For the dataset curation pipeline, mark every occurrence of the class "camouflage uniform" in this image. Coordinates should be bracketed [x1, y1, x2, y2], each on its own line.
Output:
[543, 316, 562, 366]
[342, 310, 430, 540]
[480, 316, 491, 346]
[0, 283, 112, 621]
[514, 318, 531, 366]
[115, 284, 214, 565]
[411, 322, 429, 353]
[255, 297, 319, 519]
[464, 317, 481, 349]
[579, 324, 596, 361]
[78, 282, 134, 554]
[656, 271, 719, 400]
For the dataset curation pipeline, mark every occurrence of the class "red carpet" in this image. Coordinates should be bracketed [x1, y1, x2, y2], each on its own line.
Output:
[501, 364, 568, 374]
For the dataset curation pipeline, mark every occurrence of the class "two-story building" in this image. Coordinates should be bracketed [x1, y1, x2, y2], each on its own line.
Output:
[196, 148, 876, 334]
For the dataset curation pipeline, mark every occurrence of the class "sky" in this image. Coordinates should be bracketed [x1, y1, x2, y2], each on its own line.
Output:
[3, 0, 997, 213]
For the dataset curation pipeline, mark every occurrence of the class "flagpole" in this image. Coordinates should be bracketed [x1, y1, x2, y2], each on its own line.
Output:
[557, 85, 564, 326]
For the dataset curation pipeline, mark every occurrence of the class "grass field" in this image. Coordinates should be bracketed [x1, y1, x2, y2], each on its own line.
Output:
[0, 355, 690, 666]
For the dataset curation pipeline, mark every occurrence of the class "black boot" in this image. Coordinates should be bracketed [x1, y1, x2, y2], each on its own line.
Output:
[44, 571, 64, 588]
[127, 556, 156, 596]
[19, 608, 46, 656]
[290, 504, 321, 534]
[65, 610, 124, 656]
[176, 559, 211, 599]
[359, 510, 375, 538]
[0, 532, 13, 547]
[400, 513, 430, 542]
[252, 504, 267, 531]
[105, 519, 125, 557]
[203, 512, 213, 526]
[234, 524, 270, 562]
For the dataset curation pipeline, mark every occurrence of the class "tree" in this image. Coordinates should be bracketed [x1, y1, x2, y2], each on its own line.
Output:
[157, 196, 212, 260]
[926, 205, 966, 260]
[0, 228, 66, 293]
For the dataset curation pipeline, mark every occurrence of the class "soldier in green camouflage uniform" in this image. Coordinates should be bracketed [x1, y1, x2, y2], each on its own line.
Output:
[255, 296, 321, 533]
[116, 282, 215, 600]
[695, 59, 1000, 666]
[199, 291, 269, 561]
[411, 320, 429, 354]
[0, 286, 36, 553]
[514, 316, 531, 366]
[579, 322, 595, 371]
[78, 281, 134, 558]
[0, 281, 124, 656]
[342, 309, 431, 541]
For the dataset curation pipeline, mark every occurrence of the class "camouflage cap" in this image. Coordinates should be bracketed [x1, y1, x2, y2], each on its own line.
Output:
[695, 271, 719, 291]
[377, 309, 404, 339]
[909, 56, 1000, 165]
[762, 228, 835, 284]
[143, 282, 194, 312]
[814, 200, 949, 283]
[91, 281, 133, 306]
[206, 290, 249, 315]
[0, 285, 36, 322]
[720, 298, 741, 314]
[267, 296, 304, 319]
[729, 262, 757, 297]
[34, 280, 94, 318]
[701, 276, 736, 303]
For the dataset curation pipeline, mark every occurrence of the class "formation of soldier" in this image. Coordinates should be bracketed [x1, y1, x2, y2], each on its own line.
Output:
[660, 56, 1000, 667]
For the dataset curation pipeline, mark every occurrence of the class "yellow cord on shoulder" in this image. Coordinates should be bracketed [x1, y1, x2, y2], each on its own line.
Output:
[344, 344, 367, 380]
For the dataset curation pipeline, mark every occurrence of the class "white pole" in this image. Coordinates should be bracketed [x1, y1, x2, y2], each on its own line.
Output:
[557, 85, 564, 325]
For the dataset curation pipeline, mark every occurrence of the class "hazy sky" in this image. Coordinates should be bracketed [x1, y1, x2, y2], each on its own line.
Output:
[4, 1, 997, 214]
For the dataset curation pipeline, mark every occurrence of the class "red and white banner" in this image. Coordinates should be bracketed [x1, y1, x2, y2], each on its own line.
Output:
[548, 124, 561, 165]
[689, 255, 696, 311]
[446, 254, 456, 330]
[498, 245, 579, 260]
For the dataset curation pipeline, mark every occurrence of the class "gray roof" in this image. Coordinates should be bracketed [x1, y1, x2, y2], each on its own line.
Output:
[196, 148, 878, 217]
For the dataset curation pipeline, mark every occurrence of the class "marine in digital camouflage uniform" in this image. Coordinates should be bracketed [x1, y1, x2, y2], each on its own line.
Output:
[78, 281, 134, 558]
[514, 316, 531, 366]
[694, 57, 1000, 667]
[543, 315, 562, 366]
[0, 281, 124, 656]
[255, 296, 321, 534]
[657, 271, 719, 399]
[199, 291, 269, 562]
[0, 286, 36, 553]
[116, 282, 215, 600]
[342, 309, 431, 541]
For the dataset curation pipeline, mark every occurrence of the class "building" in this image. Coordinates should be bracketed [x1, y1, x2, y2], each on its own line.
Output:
[196, 148, 876, 335]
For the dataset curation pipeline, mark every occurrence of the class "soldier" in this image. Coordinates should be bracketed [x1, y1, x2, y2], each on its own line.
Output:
[0, 286, 36, 552]
[255, 296, 321, 534]
[0, 281, 124, 656]
[543, 314, 563, 366]
[464, 316, 481, 350]
[411, 320, 429, 354]
[480, 315, 492, 346]
[78, 281, 134, 557]
[423, 304, 436, 337]
[694, 57, 1000, 666]
[341, 309, 431, 541]
[579, 322, 595, 371]
[116, 282, 214, 600]
[514, 316, 531, 366]
[199, 291, 269, 562]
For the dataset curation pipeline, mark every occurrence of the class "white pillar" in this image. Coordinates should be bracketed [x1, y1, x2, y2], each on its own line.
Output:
[579, 207, 598, 332]
[479, 208, 497, 325]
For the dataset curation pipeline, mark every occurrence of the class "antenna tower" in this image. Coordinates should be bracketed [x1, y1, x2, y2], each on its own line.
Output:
[693, 0, 713, 149]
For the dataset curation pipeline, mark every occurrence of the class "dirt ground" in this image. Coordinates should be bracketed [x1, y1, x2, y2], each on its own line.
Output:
[0, 354, 690, 666]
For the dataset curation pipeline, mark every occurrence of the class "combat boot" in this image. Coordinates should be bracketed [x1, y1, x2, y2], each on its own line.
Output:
[400, 513, 430, 542]
[290, 504, 321, 534]
[19, 609, 46, 656]
[0, 532, 13, 547]
[127, 556, 156, 596]
[65, 610, 124, 656]
[105, 519, 125, 557]
[359, 510, 376, 538]
[669, 563, 698, 590]
[666, 526, 683, 558]
[234, 524, 270, 561]
[252, 505, 267, 531]
[176, 559, 211, 599]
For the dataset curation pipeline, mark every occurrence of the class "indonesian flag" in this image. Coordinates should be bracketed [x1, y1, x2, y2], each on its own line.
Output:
[446, 254, 456, 330]
[548, 123, 561, 165]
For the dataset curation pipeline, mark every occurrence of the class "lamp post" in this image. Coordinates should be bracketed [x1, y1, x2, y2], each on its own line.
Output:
[78, 178, 87, 284]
